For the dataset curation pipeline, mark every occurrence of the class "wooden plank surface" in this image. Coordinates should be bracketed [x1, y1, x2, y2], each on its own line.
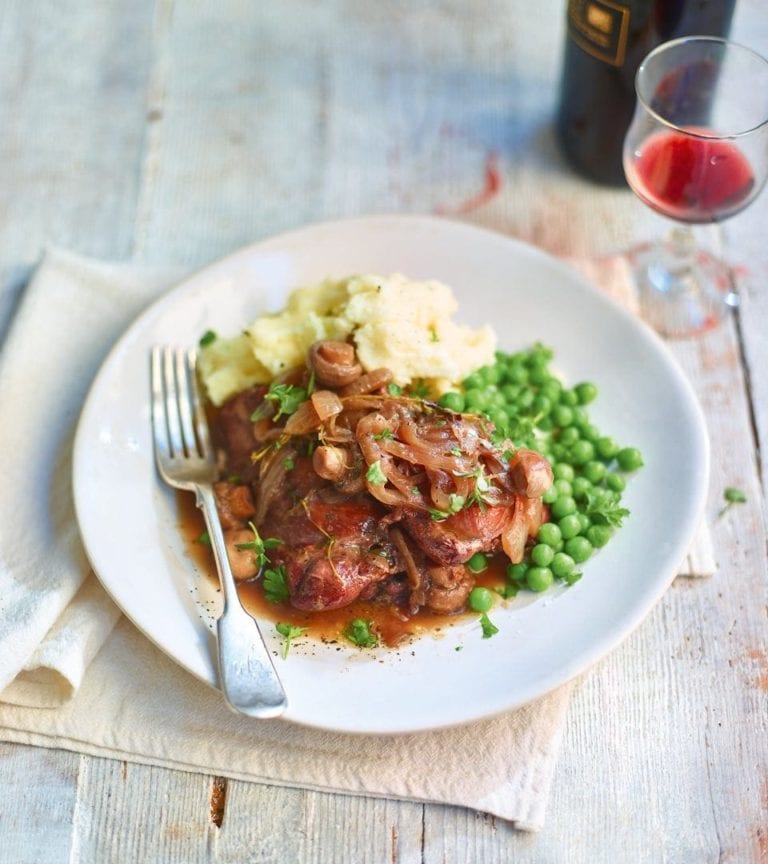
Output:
[0, 1, 766, 862]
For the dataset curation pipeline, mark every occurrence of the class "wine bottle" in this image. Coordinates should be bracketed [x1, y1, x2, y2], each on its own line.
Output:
[555, 0, 736, 185]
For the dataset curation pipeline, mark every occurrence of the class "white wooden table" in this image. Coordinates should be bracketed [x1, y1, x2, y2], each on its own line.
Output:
[1, 2, 767, 860]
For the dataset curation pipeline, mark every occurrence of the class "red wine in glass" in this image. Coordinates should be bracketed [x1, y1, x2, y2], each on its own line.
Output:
[622, 37, 768, 338]
[627, 130, 755, 223]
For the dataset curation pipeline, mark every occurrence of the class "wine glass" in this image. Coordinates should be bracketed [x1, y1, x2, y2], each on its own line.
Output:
[623, 37, 768, 338]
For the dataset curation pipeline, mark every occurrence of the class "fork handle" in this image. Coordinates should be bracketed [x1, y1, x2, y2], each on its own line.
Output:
[196, 485, 288, 719]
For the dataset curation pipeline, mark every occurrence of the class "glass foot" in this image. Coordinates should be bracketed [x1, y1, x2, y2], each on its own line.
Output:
[627, 233, 734, 338]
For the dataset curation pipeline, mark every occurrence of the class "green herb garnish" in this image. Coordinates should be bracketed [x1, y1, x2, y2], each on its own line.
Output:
[479, 613, 499, 639]
[275, 622, 308, 659]
[263, 565, 290, 604]
[343, 618, 379, 648]
[718, 486, 747, 517]
[198, 329, 217, 347]
[428, 493, 466, 521]
[366, 460, 387, 486]
[583, 488, 630, 528]
[234, 522, 283, 568]
[251, 382, 307, 422]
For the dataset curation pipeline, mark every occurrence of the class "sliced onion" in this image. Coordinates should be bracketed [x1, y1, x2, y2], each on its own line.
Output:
[310, 388, 343, 421]
[284, 400, 321, 435]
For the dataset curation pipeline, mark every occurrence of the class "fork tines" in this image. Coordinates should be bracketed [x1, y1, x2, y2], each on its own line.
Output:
[151, 346, 211, 464]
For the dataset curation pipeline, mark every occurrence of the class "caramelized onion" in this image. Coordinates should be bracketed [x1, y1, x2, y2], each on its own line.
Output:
[284, 399, 321, 435]
[507, 449, 554, 498]
[309, 340, 362, 388]
[310, 388, 343, 421]
[339, 368, 393, 397]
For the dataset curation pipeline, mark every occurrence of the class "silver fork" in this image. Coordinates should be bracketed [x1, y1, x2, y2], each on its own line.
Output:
[150, 346, 287, 719]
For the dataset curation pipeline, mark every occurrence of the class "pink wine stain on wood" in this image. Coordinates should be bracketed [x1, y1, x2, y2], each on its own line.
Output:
[434, 152, 502, 215]
[745, 648, 768, 692]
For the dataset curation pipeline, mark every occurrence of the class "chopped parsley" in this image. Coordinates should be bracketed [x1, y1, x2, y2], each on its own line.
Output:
[366, 460, 387, 486]
[429, 327, 440, 343]
[262, 564, 290, 604]
[718, 486, 747, 517]
[343, 618, 379, 648]
[373, 428, 394, 440]
[275, 622, 308, 659]
[429, 493, 466, 521]
[479, 613, 499, 639]
[583, 488, 630, 527]
[283, 457, 295, 471]
[198, 530, 211, 546]
[463, 465, 494, 509]
[387, 383, 402, 396]
[198, 329, 217, 347]
[234, 522, 283, 569]
[251, 382, 307, 422]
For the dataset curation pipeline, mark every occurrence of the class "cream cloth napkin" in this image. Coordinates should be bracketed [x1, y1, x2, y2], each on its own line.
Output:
[0, 247, 713, 832]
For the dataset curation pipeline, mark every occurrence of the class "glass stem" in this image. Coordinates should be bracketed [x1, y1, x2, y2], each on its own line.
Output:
[647, 227, 697, 295]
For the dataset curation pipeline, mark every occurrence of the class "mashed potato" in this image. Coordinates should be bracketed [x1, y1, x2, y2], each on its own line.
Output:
[198, 273, 496, 405]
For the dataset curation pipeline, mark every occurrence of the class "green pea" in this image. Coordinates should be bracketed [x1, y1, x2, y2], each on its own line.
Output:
[537, 415, 554, 431]
[565, 536, 593, 563]
[479, 365, 499, 386]
[506, 561, 528, 583]
[551, 552, 576, 579]
[552, 405, 574, 427]
[579, 423, 601, 442]
[468, 586, 494, 612]
[574, 382, 598, 404]
[532, 394, 552, 414]
[554, 478, 573, 496]
[467, 552, 488, 573]
[595, 436, 620, 460]
[531, 543, 555, 567]
[572, 406, 588, 427]
[506, 364, 529, 385]
[516, 389, 534, 410]
[537, 522, 563, 547]
[540, 379, 563, 402]
[560, 389, 579, 407]
[582, 460, 607, 484]
[578, 513, 591, 532]
[550, 495, 577, 519]
[553, 463, 575, 482]
[501, 383, 521, 401]
[526, 566, 554, 592]
[506, 561, 528, 582]
[571, 476, 592, 499]
[463, 373, 483, 390]
[438, 391, 465, 413]
[586, 524, 613, 548]
[606, 472, 626, 492]
[569, 439, 595, 466]
[542, 485, 558, 504]
[617, 446, 644, 472]
[529, 365, 550, 385]
[464, 388, 485, 411]
[559, 427, 580, 446]
[558, 514, 582, 539]
[487, 408, 509, 432]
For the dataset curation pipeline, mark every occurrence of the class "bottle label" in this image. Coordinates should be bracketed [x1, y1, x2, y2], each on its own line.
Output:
[567, 0, 631, 67]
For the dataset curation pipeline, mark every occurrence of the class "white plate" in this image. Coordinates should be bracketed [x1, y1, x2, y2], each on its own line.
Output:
[73, 215, 709, 735]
